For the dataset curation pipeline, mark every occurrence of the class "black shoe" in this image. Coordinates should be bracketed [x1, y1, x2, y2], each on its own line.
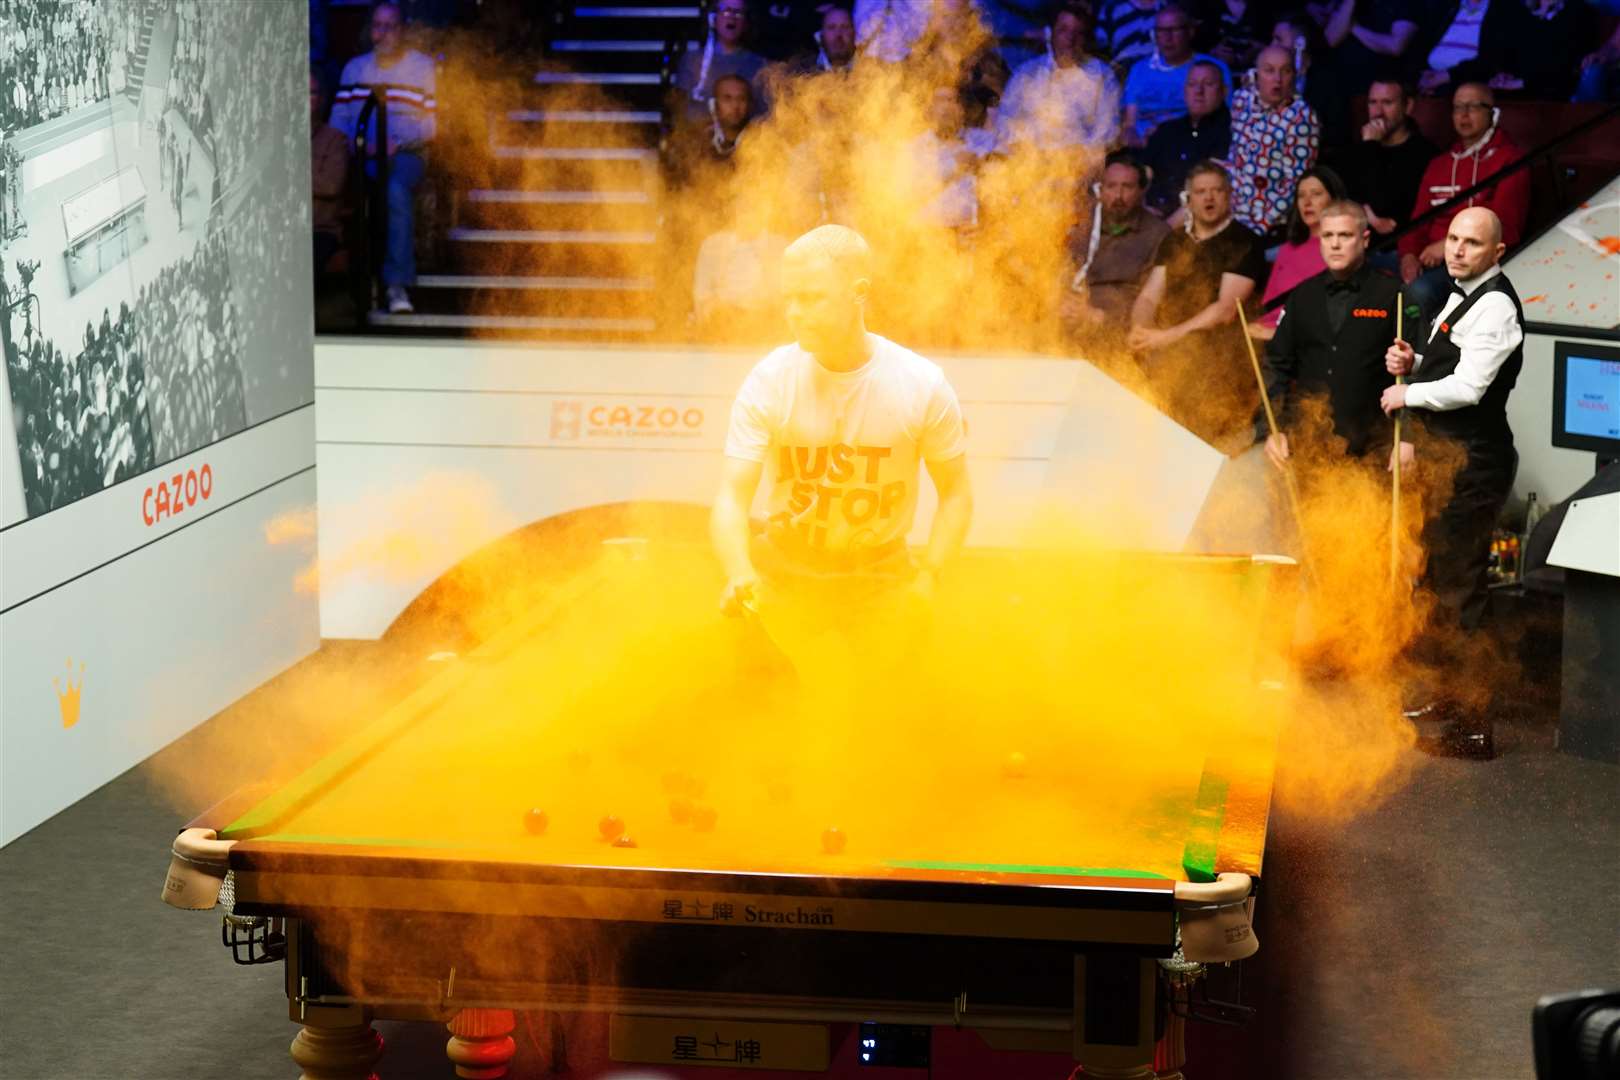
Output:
[1414, 714, 1496, 760]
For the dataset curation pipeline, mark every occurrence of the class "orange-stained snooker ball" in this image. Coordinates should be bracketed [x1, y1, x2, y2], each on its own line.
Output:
[599, 815, 626, 841]
[821, 827, 846, 855]
[1002, 751, 1028, 779]
[612, 835, 637, 848]
[691, 805, 718, 833]
[523, 809, 549, 836]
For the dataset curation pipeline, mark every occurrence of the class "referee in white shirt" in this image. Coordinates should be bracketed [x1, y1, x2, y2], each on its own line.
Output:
[1381, 207, 1523, 753]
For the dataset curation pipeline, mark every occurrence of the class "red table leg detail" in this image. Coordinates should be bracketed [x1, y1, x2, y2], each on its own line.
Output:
[446, 1007, 517, 1079]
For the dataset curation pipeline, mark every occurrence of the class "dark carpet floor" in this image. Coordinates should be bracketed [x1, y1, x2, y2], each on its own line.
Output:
[1, 641, 1616, 1080]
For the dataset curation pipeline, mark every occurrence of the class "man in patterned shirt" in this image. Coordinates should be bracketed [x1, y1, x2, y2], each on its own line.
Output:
[1228, 44, 1319, 238]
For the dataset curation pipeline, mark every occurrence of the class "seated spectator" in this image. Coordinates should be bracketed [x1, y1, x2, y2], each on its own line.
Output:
[1203, 0, 1278, 71]
[1100, 0, 1162, 69]
[1250, 164, 1347, 339]
[328, 1, 437, 315]
[995, 1, 1121, 152]
[1128, 160, 1268, 449]
[668, 74, 755, 192]
[1417, 0, 1493, 97]
[855, 0, 935, 63]
[1227, 45, 1319, 236]
[692, 201, 789, 340]
[1449, 0, 1600, 100]
[1143, 59, 1232, 217]
[912, 87, 982, 229]
[1122, 5, 1232, 145]
[310, 73, 351, 275]
[676, 0, 766, 118]
[1327, 77, 1437, 240]
[1270, 9, 1330, 115]
[1316, 0, 1427, 146]
[1061, 151, 1172, 340]
[1574, 17, 1620, 102]
[1398, 82, 1529, 315]
[790, 4, 857, 75]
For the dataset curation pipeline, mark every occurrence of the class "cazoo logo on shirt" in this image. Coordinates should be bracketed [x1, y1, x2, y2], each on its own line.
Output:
[549, 400, 705, 441]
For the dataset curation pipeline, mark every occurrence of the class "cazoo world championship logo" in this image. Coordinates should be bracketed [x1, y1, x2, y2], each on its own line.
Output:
[550, 400, 705, 441]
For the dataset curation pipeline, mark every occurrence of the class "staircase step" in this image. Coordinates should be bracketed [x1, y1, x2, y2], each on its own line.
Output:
[534, 71, 661, 85]
[458, 192, 658, 232]
[467, 188, 650, 204]
[487, 156, 656, 191]
[508, 109, 661, 124]
[416, 273, 653, 291]
[550, 39, 667, 53]
[368, 311, 658, 334]
[491, 145, 657, 161]
[448, 227, 657, 244]
[572, 5, 700, 16]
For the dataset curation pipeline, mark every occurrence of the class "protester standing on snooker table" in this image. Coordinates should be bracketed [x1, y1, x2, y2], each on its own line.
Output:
[1257, 199, 1408, 473]
[1381, 206, 1524, 760]
[711, 225, 973, 683]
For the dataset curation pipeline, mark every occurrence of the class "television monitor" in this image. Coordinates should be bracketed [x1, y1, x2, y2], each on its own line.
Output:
[1552, 341, 1620, 459]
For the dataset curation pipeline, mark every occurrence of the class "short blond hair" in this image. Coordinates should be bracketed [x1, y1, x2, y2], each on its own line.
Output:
[784, 224, 872, 283]
[1318, 200, 1368, 230]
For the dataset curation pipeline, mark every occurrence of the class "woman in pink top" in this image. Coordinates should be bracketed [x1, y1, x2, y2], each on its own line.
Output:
[1249, 165, 1347, 341]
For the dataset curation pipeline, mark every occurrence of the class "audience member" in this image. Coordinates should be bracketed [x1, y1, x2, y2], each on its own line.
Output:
[996, 1, 1122, 152]
[855, 0, 935, 63]
[1449, 0, 1599, 100]
[1574, 18, 1620, 101]
[1129, 161, 1268, 449]
[1202, 0, 1279, 70]
[692, 201, 789, 340]
[1318, 0, 1431, 145]
[310, 73, 351, 274]
[1061, 151, 1171, 340]
[1399, 82, 1528, 315]
[1227, 44, 1320, 236]
[1143, 59, 1232, 217]
[912, 87, 983, 229]
[1270, 9, 1334, 119]
[669, 73, 755, 195]
[790, 5, 857, 75]
[1122, 4, 1233, 144]
[1251, 164, 1346, 339]
[1417, 0, 1492, 96]
[1100, 0, 1163, 69]
[328, 1, 437, 315]
[1328, 77, 1437, 240]
[677, 0, 767, 118]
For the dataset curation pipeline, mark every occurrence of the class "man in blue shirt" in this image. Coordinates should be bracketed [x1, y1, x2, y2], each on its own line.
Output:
[1121, 3, 1231, 145]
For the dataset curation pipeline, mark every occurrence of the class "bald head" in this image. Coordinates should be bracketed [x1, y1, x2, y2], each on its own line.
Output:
[1255, 45, 1296, 108]
[1445, 207, 1506, 280]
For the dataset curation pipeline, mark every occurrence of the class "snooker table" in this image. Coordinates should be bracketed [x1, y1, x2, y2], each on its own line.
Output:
[164, 542, 1297, 1080]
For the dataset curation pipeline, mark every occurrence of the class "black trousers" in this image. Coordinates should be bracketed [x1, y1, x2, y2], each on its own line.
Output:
[1423, 446, 1517, 634]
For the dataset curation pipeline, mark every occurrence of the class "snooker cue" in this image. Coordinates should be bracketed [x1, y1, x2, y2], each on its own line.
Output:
[1236, 303, 1316, 585]
[1391, 294, 1406, 584]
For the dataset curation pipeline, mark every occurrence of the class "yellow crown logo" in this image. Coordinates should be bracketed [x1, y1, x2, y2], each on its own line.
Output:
[54, 659, 85, 729]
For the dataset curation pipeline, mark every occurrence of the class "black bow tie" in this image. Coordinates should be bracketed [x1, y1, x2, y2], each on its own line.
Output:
[1326, 278, 1358, 295]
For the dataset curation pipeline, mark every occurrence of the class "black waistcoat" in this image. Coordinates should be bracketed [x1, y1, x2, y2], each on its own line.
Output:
[1410, 274, 1524, 456]
[1274, 268, 1400, 457]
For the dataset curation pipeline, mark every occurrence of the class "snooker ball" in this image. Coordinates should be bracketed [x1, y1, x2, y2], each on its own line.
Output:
[598, 815, 626, 842]
[821, 827, 846, 855]
[691, 805, 718, 833]
[523, 809, 549, 836]
[613, 835, 638, 848]
[1002, 751, 1029, 779]
[669, 797, 694, 824]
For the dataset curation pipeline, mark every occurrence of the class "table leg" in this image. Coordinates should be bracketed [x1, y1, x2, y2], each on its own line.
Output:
[446, 1008, 517, 1079]
[289, 1017, 384, 1080]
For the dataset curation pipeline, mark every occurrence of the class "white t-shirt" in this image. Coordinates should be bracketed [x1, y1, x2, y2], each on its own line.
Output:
[724, 334, 966, 556]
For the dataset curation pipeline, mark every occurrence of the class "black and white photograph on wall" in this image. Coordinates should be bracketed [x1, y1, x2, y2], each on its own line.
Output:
[0, 0, 313, 525]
